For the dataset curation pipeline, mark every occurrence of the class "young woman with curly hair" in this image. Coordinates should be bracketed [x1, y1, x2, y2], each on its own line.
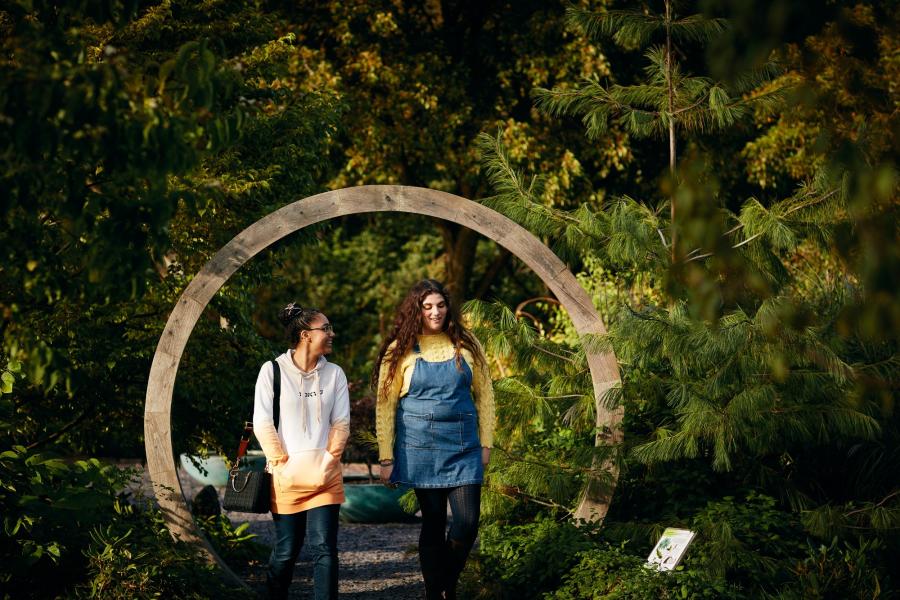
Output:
[373, 279, 495, 600]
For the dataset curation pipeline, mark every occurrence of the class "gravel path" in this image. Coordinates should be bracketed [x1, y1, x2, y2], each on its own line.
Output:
[242, 520, 423, 599]
[131, 463, 426, 599]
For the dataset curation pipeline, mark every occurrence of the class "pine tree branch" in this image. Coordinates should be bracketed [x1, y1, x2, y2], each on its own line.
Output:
[670, 96, 707, 116]
[782, 187, 841, 218]
[844, 489, 900, 517]
[532, 343, 577, 365]
[566, 7, 664, 47]
[669, 15, 729, 43]
[680, 183, 843, 263]
[489, 483, 574, 514]
[682, 251, 714, 263]
[730, 231, 764, 249]
[657, 227, 669, 248]
[493, 445, 608, 476]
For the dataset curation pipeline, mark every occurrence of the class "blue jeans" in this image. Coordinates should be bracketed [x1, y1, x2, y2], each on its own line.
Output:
[267, 504, 340, 600]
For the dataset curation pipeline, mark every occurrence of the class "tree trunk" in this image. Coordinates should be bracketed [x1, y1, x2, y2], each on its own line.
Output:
[473, 247, 511, 299]
[438, 221, 478, 305]
[665, 0, 677, 263]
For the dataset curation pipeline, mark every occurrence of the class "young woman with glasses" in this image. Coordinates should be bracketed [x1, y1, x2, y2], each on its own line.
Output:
[253, 303, 350, 600]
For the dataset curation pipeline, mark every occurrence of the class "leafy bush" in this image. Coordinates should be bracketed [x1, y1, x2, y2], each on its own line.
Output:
[687, 492, 807, 594]
[1, 446, 126, 596]
[471, 516, 601, 598]
[775, 537, 894, 600]
[197, 514, 270, 565]
[81, 502, 250, 599]
[549, 544, 737, 600]
[1, 446, 256, 598]
[469, 514, 741, 599]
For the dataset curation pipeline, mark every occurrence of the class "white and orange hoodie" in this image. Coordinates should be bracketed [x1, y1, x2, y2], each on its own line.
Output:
[253, 351, 350, 514]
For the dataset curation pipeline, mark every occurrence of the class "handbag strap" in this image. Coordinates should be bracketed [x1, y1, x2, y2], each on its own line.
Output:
[234, 359, 281, 463]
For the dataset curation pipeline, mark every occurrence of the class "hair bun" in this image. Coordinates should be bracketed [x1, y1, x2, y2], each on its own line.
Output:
[278, 302, 304, 326]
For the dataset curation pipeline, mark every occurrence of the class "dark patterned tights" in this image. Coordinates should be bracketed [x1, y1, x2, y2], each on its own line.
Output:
[415, 485, 481, 600]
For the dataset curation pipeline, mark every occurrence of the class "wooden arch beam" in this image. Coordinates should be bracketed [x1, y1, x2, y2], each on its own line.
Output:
[144, 185, 623, 585]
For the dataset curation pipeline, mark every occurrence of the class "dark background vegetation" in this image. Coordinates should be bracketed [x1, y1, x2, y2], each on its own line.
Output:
[1, 0, 897, 597]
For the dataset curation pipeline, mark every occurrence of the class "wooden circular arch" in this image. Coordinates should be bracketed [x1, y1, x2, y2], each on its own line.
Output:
[144, 185, 623, 585]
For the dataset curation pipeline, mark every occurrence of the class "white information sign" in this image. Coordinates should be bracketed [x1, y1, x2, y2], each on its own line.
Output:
[646, 528, 697, 571]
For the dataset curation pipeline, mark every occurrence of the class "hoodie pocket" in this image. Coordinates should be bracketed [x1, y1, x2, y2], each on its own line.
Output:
[274, 449, 336, 494]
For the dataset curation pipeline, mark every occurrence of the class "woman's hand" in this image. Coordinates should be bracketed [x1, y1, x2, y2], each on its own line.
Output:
[267, 454, 288, 472]
[379, 463, 395, 488]
[482, 446, 491, 466]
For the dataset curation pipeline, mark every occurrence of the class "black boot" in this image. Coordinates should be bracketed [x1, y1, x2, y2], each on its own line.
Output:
[443, 538, 472, 600]
[419, 544, 445, 600]
[266, 573, 289, 600]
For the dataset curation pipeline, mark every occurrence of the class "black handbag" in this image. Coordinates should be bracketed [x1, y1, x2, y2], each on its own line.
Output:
[223, 360, 281, 513]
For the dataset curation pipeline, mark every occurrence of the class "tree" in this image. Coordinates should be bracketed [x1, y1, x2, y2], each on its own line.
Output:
[533, 1, 783, 262]
[277, 0, 634, 302]
[468, 0, 898, 596]
[1, 0, 341, 456]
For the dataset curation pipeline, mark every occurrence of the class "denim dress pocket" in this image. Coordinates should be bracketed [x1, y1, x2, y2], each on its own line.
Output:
[459, 412, 481, 450]
[434, 411, 479, 451]
[399, 412, 433, 449]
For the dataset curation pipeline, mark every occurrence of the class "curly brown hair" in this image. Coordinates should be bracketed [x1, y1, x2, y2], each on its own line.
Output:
[371, 279, 484, 396]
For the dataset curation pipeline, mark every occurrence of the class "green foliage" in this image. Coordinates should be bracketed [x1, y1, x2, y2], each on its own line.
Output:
[1, 0, 342, 458]
[275, 0, 634, 299]
[196, 514, 269, 565]
[0, 446, 254, 598]
[0, 447, 125, 592]
[776, 537, 892, 600]
[471, 2, 898, 598]
[535, 4, 782, 143]
[472, 517, 602, 598]
[81, 509, 248, 600]
[687, 493, 807, 591]
[620, 298, 881, 473]
[470, 491, 892, 600]
[0, 0, 896, 596]
[2, 2, 237, 304]
[549, 544, 734, 600]
[464, 298, 613, 520]
[566, 6, 729, 49]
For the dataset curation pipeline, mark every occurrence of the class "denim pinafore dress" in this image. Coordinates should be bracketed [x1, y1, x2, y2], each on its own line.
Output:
[390, 344, 483, 488]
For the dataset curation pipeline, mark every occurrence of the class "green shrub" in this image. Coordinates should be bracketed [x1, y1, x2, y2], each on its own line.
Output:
[472, 516, 601, 598]
[1, 446, 126, 597]
[548, 544, 737, 600]
[197, 514, 270, 565]
[774, 537, 894, 600]
[1, 446, 257, 598]
[80, 501, 250, 599]
[687, 492, 807, 594]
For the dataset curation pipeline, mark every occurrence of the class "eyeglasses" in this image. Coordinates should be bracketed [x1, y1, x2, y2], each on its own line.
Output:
[306, 324, 334, 333]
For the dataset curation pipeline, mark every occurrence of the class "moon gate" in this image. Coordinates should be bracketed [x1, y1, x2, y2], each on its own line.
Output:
[144, 185, 623, 584]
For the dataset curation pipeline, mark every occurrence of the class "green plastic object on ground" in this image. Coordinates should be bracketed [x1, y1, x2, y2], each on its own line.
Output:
[341, 479, 418, 523]
[180, 452, 267, 487]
